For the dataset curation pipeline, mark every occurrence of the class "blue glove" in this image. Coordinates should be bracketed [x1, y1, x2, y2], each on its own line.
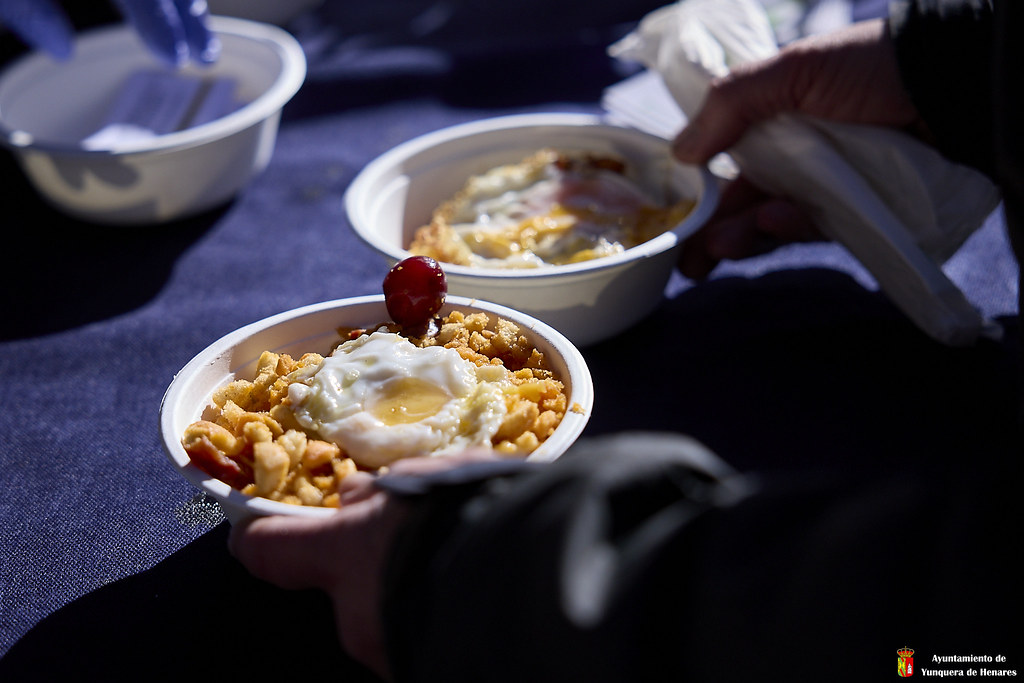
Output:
[0, 0, 75, 60]
[113, 0, 219, 66]
[1, 0, 218, 66]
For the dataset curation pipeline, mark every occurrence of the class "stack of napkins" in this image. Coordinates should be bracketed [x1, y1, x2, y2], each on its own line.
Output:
[609, 0, 1002, 345]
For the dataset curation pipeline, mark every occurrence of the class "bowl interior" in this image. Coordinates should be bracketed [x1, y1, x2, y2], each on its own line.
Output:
[160, 295, 594, 520]
[345, 113, 716, 278]
[0, 16, 303, 151]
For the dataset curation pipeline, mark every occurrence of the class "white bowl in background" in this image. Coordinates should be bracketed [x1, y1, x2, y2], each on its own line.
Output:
[344, 113, 719, 346]
[0, 16, 306, 224]
[160, 294, 594, 522]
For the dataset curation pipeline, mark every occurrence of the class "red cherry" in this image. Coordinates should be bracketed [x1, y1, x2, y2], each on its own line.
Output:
[383, 256, 448, 328]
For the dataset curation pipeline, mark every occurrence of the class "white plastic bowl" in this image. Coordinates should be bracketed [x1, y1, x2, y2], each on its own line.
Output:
[0, 16, 306, 224]
[160, 295, 594, 522]
[344, 113, 719, 346]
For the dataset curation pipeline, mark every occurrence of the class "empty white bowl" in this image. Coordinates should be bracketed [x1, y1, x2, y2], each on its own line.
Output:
[344, 113, 719, 346]
[0, 16, 306, 224]
[160, 294, 594, 522]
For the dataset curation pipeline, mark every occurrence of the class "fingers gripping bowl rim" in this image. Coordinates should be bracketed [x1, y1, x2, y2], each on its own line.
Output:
[160, 295, 594, 523]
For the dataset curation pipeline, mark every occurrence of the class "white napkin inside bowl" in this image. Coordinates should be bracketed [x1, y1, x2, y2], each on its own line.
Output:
[81, 69, 241, 150]
[609, 0, 1003, 346]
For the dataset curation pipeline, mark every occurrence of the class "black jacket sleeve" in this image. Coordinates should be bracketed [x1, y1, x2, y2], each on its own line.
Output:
[890, 0, 1022, 255]
[889, 0, 997, 177]
[377, 432, 1018, 682]
[379, 433, 753, 681]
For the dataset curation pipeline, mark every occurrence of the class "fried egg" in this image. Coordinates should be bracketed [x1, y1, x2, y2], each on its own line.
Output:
[287, 330, 508, 469]
[409, 148, 695, 268]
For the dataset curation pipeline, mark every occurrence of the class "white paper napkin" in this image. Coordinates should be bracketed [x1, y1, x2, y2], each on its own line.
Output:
[609, 0, 1003, 345]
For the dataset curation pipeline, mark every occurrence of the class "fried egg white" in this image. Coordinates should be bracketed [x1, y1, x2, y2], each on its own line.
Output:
[409, 149, 695, 268]
[287, 330, 508, 469]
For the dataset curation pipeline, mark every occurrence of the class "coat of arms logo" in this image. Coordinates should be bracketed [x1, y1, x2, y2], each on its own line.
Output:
[898, 647, 915, 677]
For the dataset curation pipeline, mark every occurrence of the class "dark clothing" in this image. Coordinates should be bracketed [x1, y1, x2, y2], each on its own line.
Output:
[379, 2, 1023, 681]
[381, 433, 1018, 681]
[892, 0, 1024, 410]
[890, 0, 997, 179]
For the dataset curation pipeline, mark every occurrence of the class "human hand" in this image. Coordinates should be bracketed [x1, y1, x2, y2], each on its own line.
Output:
[672, 18, 924, 279]
[0, 0, 217, 66]
[0, 0, 74, 59]
[113, 0, 219, 66]
[228, 451, 501, 681]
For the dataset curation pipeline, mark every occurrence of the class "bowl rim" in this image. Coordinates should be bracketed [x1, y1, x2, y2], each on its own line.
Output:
[343, 112, 720, 281]
[159, 294, 595, 519]
[0, 15, 306, 157]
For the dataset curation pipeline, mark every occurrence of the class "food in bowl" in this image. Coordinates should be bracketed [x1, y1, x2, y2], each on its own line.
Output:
[181, 259, 569, 508]
[343, 113, 719, 346]
[409, 148, 696, 268]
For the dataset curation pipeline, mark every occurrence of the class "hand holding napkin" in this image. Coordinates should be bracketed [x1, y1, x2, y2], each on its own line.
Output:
[609, 0, 1003, 345]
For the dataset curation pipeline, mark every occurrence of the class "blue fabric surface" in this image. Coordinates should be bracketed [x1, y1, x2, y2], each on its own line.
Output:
[0, 0, 1019, 676]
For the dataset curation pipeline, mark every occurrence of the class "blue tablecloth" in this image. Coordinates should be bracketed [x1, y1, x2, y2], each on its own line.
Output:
[1, 1, 1019, 678]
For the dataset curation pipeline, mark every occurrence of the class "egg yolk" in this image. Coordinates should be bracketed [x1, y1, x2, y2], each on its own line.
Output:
[370, 377, 452, 425]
